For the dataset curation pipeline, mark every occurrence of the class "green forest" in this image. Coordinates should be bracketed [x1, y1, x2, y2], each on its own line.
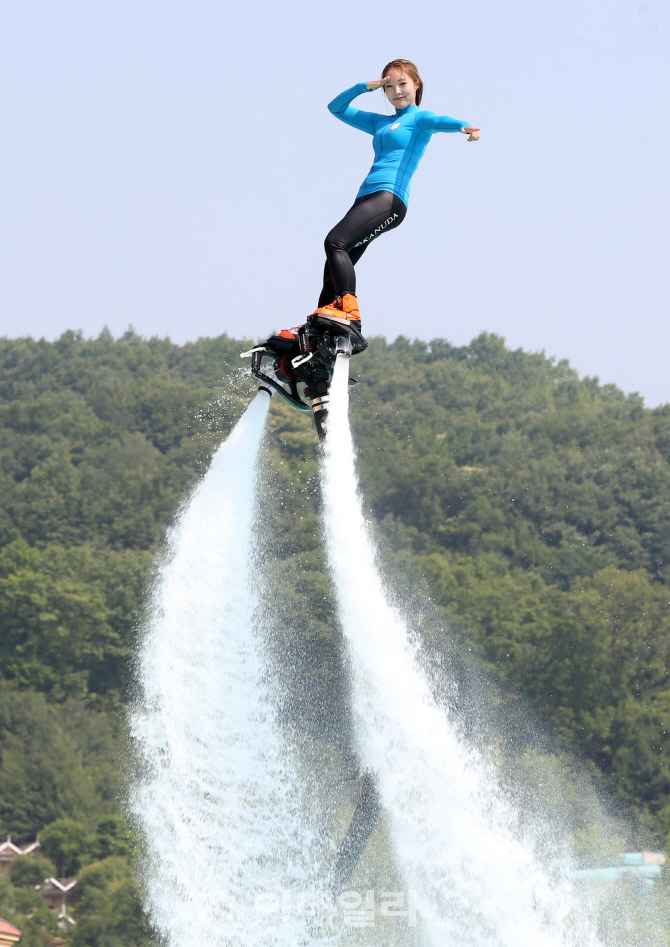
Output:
[2, 328, 670, 944]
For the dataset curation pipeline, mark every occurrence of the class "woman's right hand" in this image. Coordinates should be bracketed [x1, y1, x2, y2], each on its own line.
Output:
[366, 77, 390, 91]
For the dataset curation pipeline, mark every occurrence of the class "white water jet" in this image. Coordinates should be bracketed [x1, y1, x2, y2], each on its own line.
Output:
[129, 392, 309, 947]
[320, 355, 600, 947]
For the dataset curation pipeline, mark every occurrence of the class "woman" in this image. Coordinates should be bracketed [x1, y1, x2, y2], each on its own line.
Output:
[311, 59, 479, 328]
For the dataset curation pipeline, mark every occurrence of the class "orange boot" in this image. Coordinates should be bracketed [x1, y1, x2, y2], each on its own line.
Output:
[313, 297, 344, 319]
[341, 293, 361, 322]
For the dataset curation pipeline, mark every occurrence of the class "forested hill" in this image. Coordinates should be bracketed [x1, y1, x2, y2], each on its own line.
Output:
[1, 328, 670, 939]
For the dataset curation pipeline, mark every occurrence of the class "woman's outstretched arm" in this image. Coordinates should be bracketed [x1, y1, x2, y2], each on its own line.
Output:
[328, 83, 380, 135]
[416, 110, 480, 140]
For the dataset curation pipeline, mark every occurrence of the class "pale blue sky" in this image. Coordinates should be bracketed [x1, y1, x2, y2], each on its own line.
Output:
[0, 0, 668, 403]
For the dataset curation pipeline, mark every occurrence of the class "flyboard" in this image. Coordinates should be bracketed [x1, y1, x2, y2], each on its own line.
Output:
[241, 313, 380, 895]
[240, 313, 367, 439]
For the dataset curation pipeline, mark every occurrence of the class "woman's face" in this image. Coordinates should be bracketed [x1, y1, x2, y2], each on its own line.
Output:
[383, 68, 419, 110]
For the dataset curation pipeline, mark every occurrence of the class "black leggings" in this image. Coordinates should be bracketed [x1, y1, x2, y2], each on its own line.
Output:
[318, 190, 407, 307]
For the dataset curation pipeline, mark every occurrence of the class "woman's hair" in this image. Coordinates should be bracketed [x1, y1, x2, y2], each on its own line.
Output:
[381, 59, 424, 106]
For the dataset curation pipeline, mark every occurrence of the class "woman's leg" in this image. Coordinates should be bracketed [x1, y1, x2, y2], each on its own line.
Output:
[318, 191, 407, 307]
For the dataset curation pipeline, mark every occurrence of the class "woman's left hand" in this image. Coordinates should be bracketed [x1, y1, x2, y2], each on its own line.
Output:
[461, 126, 481, 141]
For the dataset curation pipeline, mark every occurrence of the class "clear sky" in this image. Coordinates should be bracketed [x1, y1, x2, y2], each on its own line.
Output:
[0, 0, 668, 403]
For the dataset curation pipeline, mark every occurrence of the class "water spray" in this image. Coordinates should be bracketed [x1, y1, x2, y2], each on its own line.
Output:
[128, 391, 310, 947]
[320, 354, 599, 947]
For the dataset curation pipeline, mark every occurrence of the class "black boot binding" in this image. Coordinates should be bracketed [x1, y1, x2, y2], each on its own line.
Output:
[241, 314, 367, 441]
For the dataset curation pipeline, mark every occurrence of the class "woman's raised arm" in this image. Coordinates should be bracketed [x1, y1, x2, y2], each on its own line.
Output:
[328, 83, 379, 135]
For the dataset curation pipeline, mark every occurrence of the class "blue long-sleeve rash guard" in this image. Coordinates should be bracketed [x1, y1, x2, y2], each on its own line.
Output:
[328, 82, 469, 207]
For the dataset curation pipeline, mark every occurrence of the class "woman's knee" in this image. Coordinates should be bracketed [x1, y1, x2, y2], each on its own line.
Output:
[324, 229, 347, 255]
